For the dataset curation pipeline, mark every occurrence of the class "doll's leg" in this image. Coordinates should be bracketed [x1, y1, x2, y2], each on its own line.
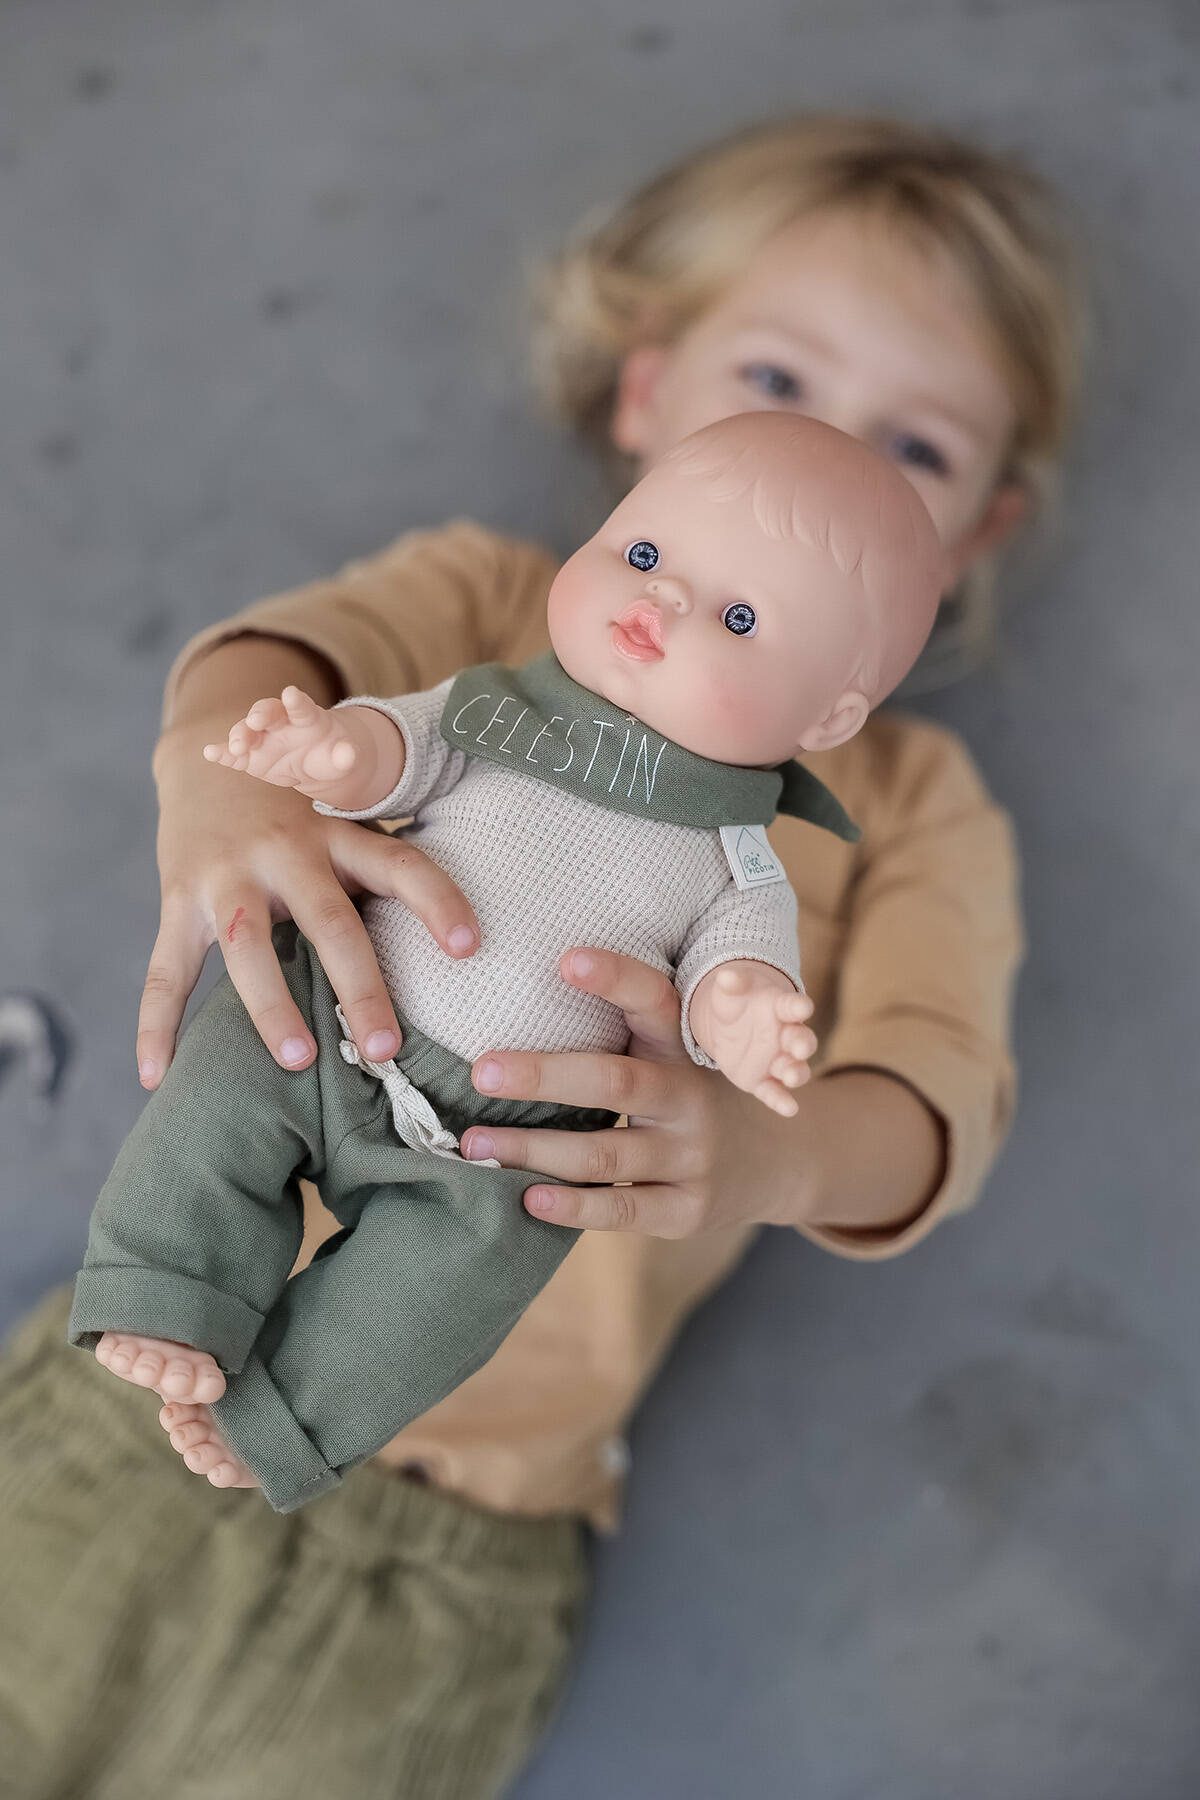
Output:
[207, 1144, 582, 1512]
[68, 928, 337, 1393]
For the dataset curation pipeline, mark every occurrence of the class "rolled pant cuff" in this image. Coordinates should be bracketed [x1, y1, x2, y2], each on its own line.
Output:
[67, 1265, 266, 1371]
[211, 1351, 341, 1514]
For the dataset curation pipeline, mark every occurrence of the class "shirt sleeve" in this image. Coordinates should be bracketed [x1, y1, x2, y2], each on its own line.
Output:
[311, 679, 466, 823]
[160, 518, 558, 728]
[802, 711, 1024, 1262]
[675, 877, 802, 1067]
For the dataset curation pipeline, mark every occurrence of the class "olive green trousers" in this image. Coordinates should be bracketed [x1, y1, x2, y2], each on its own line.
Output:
[68, 924, 612, 1512]
[0, 1285, 590, 1800]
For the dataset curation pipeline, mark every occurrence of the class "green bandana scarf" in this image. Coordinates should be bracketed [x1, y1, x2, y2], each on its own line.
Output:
[439, 654, 860, 840]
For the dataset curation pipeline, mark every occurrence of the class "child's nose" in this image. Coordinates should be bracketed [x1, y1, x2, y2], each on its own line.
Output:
[644, 575, 692, 615]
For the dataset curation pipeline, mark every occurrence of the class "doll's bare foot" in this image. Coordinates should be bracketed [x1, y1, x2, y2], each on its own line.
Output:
[95, 1332, 226, 1403]
[158, 1400, 262, 1490]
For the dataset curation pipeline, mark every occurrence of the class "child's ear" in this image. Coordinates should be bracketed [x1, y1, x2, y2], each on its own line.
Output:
[611, 346, 669, 456]
[939, 479, 1030, 586]
[795, 690, 870, 755]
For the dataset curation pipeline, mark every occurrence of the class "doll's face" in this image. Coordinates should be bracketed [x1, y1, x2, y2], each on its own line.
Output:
[546, 454, 873, 767]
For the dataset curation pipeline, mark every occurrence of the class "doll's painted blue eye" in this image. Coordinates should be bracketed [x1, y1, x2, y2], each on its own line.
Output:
[722, 603, 757, 637]
[625, 541, 659, 573]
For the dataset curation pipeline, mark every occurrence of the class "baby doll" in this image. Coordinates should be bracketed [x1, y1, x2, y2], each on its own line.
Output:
[68, 412, 942, 1511]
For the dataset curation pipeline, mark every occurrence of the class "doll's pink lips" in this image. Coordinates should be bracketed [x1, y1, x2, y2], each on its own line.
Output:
[611, 603, 665, 662]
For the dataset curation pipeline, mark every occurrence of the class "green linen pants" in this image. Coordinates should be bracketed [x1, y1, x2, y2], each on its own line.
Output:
[0, 1285, 590, 1800]
[67, 924, 613, 1513]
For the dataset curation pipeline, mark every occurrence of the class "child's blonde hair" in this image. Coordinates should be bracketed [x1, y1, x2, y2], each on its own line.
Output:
[531, 113, 1088, 690]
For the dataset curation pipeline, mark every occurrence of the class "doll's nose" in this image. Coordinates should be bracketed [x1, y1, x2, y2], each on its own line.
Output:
[643, 575, 692, 614]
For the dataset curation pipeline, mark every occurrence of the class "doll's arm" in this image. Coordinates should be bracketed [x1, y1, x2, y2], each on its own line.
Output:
[675, 875, 810, 1115]
[688, 960, 816, 1118]
[203, 687, 406, 813]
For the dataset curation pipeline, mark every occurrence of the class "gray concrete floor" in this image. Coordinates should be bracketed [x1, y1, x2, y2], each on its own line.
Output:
[2, 2, 1198, 1795]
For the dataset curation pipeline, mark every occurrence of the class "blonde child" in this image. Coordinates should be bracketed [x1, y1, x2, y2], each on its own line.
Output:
[3, 114, 1084, 1799]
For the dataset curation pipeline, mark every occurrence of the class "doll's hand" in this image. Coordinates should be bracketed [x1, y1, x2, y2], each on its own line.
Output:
[688, 962, 816, 1118]
[202, 687, 402, 809]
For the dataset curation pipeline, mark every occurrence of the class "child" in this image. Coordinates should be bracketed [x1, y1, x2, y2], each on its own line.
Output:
[69, 412, 943, 1512]
[2, 114, 1085, 1800]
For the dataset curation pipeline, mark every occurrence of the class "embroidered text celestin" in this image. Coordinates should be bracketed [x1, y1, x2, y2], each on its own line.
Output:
[448, 689, 668, 807]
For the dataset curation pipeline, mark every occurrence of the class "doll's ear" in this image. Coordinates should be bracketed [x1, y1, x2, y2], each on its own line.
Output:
[795, 690, 870, 755]
[611, 346, 670, 457]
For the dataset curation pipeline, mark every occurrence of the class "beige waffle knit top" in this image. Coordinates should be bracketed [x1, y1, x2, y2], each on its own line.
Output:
[317, 678, 801, 1066]
[165, 518, 1023, 1531]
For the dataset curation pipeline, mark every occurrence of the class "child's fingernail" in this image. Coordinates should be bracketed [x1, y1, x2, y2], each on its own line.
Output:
[448, 926, 477, 954]
[281, 1038, 312, 1068]
[138, 1058, 158, 1085]
[464, 1133, 494, 1161]
[364, 1031, 399, 1060]
[526, 1188, 554, 1213]
[474, 1059, 503, 1093]
[569, 951, 593, 978]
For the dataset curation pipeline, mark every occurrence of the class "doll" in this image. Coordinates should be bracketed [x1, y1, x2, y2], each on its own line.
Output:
[68, 412, 942, 1511]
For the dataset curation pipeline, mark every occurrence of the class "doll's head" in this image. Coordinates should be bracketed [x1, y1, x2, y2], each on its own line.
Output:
[546, 410, 943, 767]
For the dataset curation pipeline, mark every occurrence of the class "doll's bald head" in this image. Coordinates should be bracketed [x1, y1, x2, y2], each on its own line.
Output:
[547, 409, 945, 767]
[655, 412, 944, 708]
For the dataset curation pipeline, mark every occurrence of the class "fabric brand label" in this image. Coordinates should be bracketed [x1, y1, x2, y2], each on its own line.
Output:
[719, 824, 785, 891]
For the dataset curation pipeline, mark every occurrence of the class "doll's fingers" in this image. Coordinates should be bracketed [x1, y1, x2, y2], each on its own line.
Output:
[245, 696, 289, 734]
[770, 1054, 811, 1090]
[754, 1078, 800, 1118]
[776, 992, 814, 1021]
[716, 966, 745, 994]
[281, 685, 320, 726]
[299, 736, 357, 783]
[226, 719, 265, 761]
[780, 1024, 817, 1061]
[136, 905, 211, 1088]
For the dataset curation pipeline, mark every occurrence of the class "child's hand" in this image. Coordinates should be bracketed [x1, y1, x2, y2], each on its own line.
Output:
[690, 963, 816, 1118]
[202, 687, 404, 811]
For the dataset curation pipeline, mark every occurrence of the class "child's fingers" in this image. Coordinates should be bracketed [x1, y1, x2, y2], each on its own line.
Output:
[281, 685, 320, 726]
[754, 1077, 800, 1118]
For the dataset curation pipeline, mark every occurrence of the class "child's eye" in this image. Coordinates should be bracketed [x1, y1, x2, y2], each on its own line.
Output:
[624, 541, 659, 572]
[722, 602, 757, 637]
[890, 432, 949, 477]
[739, 362, 803, 404]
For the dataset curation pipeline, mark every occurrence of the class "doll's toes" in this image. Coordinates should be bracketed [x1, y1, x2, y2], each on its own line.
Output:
[158, 1399, 206, 1436]
[207, 1455, 259, 1490]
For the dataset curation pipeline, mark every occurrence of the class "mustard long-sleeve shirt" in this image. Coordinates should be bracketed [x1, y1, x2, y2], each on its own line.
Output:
[164, 518, 1023, 1531]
